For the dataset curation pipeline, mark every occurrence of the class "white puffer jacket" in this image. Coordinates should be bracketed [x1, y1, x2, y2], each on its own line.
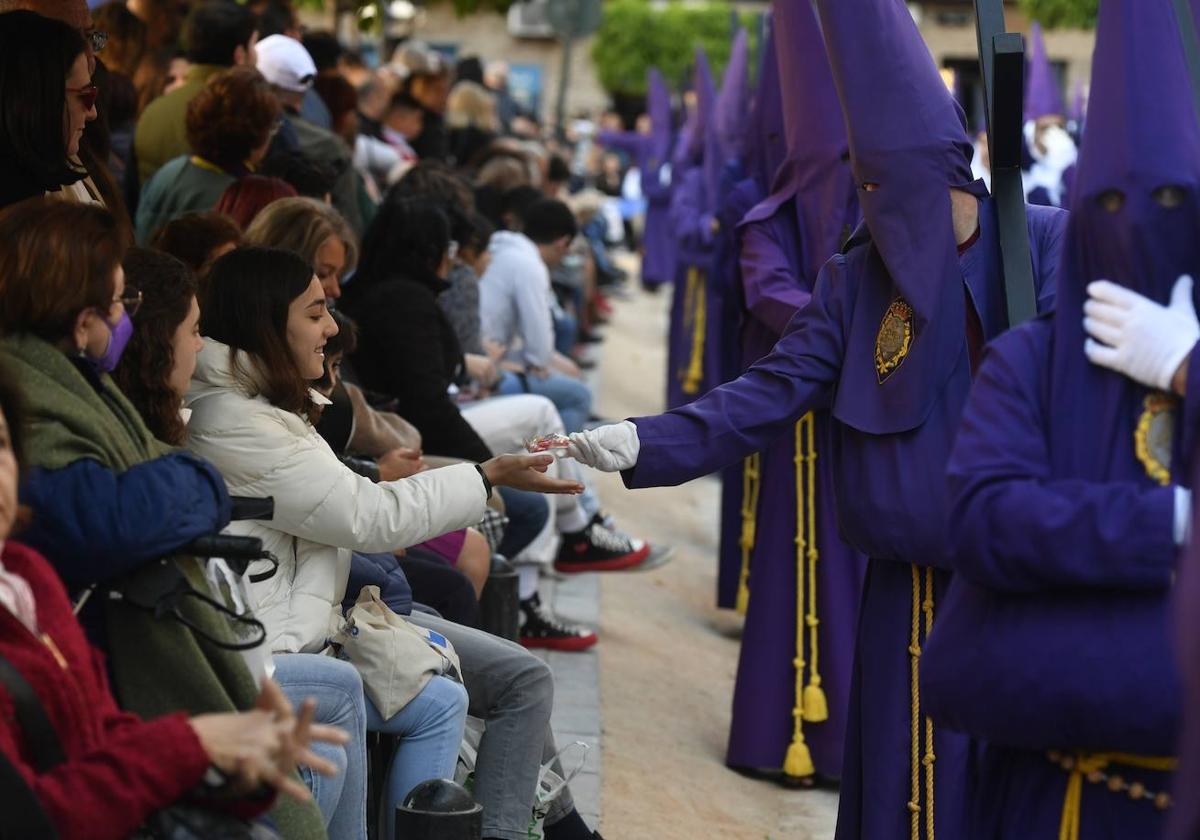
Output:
[185, 340, 488, 654]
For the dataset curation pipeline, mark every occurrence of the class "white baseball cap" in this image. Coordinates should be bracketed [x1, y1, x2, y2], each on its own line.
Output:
[256, 34, 317, 93]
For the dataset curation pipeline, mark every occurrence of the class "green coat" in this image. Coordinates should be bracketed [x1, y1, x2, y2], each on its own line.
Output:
[133, 64, 225, 186]
[1, 333, 326, 839]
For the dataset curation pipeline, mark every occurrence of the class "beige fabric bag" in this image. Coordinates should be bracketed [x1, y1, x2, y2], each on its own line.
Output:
[333, 586, 462, 717]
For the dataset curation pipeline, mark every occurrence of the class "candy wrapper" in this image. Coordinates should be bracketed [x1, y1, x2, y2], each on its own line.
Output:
[526, 433, 571, 454]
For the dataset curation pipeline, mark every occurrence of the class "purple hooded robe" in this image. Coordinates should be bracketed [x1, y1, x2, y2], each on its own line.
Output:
[924, 1, 1199, 837]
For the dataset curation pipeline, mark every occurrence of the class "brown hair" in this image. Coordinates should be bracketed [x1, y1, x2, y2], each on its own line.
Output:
[243, 197, 358, 276]
[200, 246, 319, 420]
[150, 211, 242, 278]
[0, 199, 126, 342]
[186, 67, 281, 172]
[112, 248, 197, 445]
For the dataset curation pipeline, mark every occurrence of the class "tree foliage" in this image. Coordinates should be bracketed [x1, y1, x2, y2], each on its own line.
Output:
[1018, 0, 1098, 29]
[590, 0, 758, 97]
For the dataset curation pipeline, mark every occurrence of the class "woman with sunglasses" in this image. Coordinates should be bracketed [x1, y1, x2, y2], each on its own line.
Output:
[0, 198, 328, 838]
[0, 11, 103, 210]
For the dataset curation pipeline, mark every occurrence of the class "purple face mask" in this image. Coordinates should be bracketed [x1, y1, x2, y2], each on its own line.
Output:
[90, 311, 133, 373]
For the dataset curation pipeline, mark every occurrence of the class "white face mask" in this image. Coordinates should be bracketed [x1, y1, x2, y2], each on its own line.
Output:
[1039, 125, 1078, 172]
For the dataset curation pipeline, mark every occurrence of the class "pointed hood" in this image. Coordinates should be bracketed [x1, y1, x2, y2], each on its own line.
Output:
[1068, 78, 1087, 127]
[647, 67, 673, 167]
[814, 0, 984, 433]
[743, 12, 786, 192]
[741, 0, 858, 283]
[715, 28, 750, 164]
[1049, 0, 1200, 482]
[1024, 22, 1065, 120]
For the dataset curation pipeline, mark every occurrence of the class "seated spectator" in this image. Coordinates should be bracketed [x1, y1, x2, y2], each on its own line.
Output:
[256, 33, 364, 235]
[135, 66, 280, 242]
[244, 196, 357, 300]
[0, 199, 327, 837]
[0, 370, 345, 839]
[382, 90, 424, 166]
[134, 0, 259, 185]
[0, 12, 101, 209]
[446, 80, 499, 169]
[482, 197, 595, 433]
[214, 174, 298, 229]
[111, 245, 372, 838]
[150, 210, 242, 278]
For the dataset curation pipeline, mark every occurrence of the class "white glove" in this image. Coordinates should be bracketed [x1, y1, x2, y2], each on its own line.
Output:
[1083, 274, 1199, 391]
[567, 421, 641, 472]
[1176, 487, 1192, 546]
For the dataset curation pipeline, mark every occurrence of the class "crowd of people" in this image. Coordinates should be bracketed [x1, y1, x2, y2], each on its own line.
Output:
[0, 0, 667, 838]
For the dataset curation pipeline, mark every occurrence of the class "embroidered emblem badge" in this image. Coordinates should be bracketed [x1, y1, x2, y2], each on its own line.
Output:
[875, 298, 914, 382]
[1134, 392, 1176, 486]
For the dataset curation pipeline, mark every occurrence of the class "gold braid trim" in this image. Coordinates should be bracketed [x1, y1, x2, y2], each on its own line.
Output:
[908, 564, 922, 839]
[907, 566, 938, 840]
[734, 454, 761, 615]
[681, 268, 707, 394]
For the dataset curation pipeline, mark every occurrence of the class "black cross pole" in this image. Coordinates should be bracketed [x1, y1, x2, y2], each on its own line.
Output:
[974, 0, 1038, 327]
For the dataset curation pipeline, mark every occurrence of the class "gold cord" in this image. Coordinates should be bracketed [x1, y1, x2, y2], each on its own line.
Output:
[783, 417, 815, 778]
[735, 454, 761, 615]
[681, 268, 707, 394]
[1056, 753, 1178, 840]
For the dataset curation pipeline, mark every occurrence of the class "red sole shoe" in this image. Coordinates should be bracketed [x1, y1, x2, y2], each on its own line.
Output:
[554, 544, 651, 574]
[520, 632, 599, 652]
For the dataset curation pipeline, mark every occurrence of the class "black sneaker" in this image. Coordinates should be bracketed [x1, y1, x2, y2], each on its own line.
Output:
[554, 515, 650, 573]
[518, 593, 598, 652]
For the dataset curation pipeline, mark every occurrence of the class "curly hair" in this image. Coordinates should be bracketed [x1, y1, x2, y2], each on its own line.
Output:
[186, 67, 281, 172]
[112, 248, 197, 446]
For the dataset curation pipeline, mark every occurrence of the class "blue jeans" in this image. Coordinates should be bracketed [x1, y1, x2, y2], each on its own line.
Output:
[497, 370, 592, 434]
[273, 653, 368, 840]
[366, 674, 469, 840]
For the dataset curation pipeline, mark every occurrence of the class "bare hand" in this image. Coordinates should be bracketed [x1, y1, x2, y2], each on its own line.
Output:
[378, 447, 426, 481]
[482, 454, 584, 495]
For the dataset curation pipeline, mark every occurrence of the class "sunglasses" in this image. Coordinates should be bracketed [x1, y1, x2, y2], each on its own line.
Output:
[66, 83, 99, 111]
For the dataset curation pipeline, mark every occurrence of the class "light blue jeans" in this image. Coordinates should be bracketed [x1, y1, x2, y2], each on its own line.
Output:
[273, 653, 368, 840]
[274, 655, 468, 840]
[496, 369, 593, 434]
[366, 674, 469, 840]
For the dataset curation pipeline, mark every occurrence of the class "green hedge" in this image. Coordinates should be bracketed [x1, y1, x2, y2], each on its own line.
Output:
[591, 0, 759, 97]
[1017, 0, 1098, 29]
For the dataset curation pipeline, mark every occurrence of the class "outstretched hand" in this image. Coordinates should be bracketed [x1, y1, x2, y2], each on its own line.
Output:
[482, 453, 584, 495]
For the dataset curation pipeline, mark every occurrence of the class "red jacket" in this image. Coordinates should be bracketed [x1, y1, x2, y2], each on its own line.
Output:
[0, 542, 232, 839]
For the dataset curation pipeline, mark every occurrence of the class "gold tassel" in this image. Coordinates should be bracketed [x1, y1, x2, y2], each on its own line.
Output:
[802, 680, 829, 724]
[783, 731, 816, 778]
[681, 267, 707, 394]
[735, 454, 761, 616]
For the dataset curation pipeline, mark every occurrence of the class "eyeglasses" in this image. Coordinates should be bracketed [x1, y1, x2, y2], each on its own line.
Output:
[66, 83, 99, 111]
[115, 288, 143, 318]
